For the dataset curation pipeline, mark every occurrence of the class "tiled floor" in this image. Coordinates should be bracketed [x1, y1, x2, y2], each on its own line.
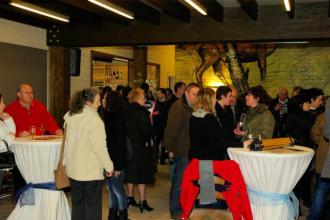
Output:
[0, 164, 308, 220]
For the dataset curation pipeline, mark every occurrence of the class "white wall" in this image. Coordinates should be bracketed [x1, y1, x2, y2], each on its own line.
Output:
[0, 18, 47, 50]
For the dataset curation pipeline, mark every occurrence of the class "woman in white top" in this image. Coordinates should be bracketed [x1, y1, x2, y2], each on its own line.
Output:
[0, 94, 16, 189]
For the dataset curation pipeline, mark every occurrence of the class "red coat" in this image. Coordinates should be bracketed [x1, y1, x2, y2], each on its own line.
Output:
[5, 99, 60, 136]
[180, 159, 253, 220]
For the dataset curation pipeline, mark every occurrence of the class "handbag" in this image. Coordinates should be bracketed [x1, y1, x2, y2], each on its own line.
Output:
[0, 139, 15, 171]
[54, 126, 70, 189]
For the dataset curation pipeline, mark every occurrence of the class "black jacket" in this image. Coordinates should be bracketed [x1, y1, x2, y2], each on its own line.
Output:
[189, 111, 242, 161]
[287, 109, 316, 148]
[104, 111, 126, 171]
[215, 102, 237, 142]
[125, 103, 155, 184]
[270, 97, 295, 137]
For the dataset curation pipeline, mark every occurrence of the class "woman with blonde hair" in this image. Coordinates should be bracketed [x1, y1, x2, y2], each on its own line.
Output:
[189, 88, 250, 161]
[125, 88, 155, 213]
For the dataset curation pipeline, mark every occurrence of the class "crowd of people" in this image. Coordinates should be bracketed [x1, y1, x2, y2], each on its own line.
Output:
[0, 81, 330, 220]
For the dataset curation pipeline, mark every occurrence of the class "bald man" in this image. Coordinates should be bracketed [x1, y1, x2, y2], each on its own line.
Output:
[270, 87, 294, 137]
[5, 83, 63, 137]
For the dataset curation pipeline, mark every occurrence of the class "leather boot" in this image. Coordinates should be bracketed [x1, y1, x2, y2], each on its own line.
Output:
[118, 209, 129, 220]
[108, 208, 119, 220]
[139, 200, 154, 213]
[127, 197, 139, 208]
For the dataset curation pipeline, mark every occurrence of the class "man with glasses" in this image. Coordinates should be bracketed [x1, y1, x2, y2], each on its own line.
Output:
[5, 83, 63, 137]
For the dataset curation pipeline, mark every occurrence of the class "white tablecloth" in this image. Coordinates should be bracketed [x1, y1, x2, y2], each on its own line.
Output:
[7, 137, 71, 220]
[228, 146, 314, 220]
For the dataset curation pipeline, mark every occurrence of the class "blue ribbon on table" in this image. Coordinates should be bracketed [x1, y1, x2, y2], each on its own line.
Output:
[15, 182, 57, 207]
[248, 187, 299, 220]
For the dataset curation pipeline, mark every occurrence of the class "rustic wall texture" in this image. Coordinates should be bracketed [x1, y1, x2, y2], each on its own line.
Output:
[175, 43, 330, 97]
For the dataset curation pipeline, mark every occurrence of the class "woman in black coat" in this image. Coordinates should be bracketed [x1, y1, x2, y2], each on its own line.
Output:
[104, 91, 129, 220]
[125, 88, 155, 213]
[286, 89, 317, 208]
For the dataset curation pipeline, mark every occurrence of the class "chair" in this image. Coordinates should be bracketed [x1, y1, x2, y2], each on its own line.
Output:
[180, 159, 253, 220]
[0, 168, 15, 203]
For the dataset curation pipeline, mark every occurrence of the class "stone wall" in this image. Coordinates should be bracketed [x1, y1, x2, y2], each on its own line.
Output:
[175, 43, 330, 97]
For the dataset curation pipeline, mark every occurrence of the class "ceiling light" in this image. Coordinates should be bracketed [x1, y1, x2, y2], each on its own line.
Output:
[185, 0, 207, 16]
[88, 0, 134, 20]
[283, 0, 291, 11]
[10, 1, 69, 22]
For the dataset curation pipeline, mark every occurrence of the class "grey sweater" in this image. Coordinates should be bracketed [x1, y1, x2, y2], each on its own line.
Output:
[321, 98, 330, 178]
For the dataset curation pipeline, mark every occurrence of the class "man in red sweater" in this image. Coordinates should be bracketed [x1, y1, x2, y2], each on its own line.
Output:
[5, 83, 63, 137]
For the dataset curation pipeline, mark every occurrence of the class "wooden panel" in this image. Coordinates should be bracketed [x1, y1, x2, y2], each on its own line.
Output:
[49, 46, 70, 126]
[199, 0, 223, 22]
[238, 0, 258, 21]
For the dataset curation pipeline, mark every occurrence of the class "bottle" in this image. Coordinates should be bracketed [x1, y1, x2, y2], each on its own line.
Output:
[238, 113, 245, 131]
[250, 134, 263, 151]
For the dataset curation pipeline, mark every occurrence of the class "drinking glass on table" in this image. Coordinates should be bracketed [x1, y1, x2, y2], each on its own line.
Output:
[30, 126, 36, 138]
[40, 124, 45, 136]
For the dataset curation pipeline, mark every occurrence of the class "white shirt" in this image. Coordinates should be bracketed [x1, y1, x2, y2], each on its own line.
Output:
[0, 117, 16, 153]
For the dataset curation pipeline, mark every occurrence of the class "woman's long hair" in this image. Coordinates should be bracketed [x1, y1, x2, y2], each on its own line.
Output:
[105, 91, 127, 114]
[69, 88, 99, 116]
[194, 88, 216, 113]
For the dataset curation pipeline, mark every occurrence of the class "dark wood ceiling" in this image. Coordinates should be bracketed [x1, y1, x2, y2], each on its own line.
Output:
[1, 0, 330, 46]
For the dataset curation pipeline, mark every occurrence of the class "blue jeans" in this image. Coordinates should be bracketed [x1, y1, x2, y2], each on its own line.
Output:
[106, 170, 127, 210]
[309, 176, 330, 220]
[169, 156, 189, 216]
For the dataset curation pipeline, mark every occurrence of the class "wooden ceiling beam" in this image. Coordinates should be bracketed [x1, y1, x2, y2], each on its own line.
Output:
[146, 0, 190, 23]
[58, 0, 131, 26]
[198, 0, 223, 22]
[108, 0, 160, 25]
[23, 0, 103, 26]
[238, 0, 258, 21]
[45, 1, 330, 47]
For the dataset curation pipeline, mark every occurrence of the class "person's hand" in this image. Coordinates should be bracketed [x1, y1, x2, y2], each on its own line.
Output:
[275, 103, 281, 112]
[243, 140, 253, 148]
[55, 129, 63, 136]
[113, 171, 121, 177]
[105, 171, 113, 177]
[0, 112, 10, 120]
[233, 128, 246, 136]
[168, 152, 174, 159]
[18, 131, 30, 137]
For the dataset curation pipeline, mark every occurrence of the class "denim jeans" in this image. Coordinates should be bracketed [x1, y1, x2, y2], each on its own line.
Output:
[169, 156, 189, 216]
[106, 170, 127, 210]
[309, 176, 330, 220]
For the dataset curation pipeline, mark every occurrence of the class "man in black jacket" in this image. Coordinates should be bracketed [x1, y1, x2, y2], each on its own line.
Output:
[270, 87, 294, 137]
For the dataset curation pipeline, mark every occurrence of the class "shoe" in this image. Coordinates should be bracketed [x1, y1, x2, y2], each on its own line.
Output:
[118, 209, 129, 220]
[170, 214, 180, 220]
[127, 197, 139, 208]
[108, 208, 119, 220]
[139, 200, 154, 213]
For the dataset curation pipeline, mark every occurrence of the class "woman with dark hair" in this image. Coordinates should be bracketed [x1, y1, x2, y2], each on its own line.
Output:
[234, 86, 275, 140]
[104, 91, 129, 220]
[125, 88, 155, 213]
[98, 86, 112, 120]
[287, 89, 316, 208]
[0, 94, 16, 189]
[64, 88, 114, 220]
